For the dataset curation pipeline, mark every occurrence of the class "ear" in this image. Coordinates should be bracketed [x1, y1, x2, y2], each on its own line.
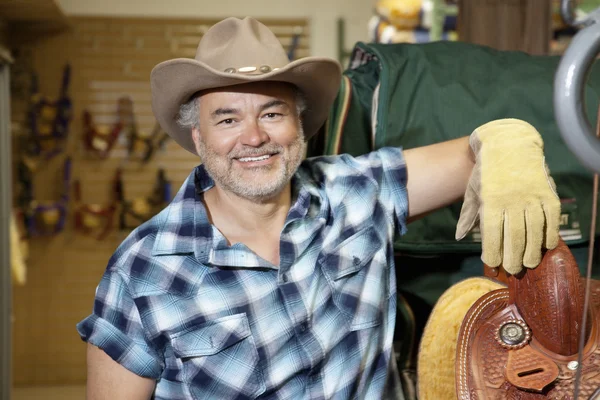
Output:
[191, 127, 201, 146]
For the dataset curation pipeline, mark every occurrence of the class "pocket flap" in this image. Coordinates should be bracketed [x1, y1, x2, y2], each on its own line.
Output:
[172, 313, 250, 358]
[320, 226, 381, 280]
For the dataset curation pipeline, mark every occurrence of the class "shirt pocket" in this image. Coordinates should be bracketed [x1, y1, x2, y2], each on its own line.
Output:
[319, 225, 388, 330]
[170, 313, 266, 400]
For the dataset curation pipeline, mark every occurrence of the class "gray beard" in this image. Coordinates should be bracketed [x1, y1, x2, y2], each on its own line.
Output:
[195, 132, 306, 203]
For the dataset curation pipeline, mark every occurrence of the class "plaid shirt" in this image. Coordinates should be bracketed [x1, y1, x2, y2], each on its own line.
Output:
[77, 146, 409, 399]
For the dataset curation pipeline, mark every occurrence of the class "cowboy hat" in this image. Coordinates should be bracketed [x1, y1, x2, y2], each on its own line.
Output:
[150, 17, 343, 155]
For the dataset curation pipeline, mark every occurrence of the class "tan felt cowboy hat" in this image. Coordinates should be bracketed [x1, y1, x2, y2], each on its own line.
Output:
[150, 17, 343, 155]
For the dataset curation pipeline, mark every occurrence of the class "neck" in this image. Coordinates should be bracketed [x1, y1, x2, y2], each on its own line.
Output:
[203, 183, 292, 236]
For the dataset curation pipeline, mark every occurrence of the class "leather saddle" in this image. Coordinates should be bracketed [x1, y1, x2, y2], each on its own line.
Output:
[417, 239, 600, 399]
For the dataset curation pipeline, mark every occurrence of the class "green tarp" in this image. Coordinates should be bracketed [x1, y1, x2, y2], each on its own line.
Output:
[310, 40, 600, 256]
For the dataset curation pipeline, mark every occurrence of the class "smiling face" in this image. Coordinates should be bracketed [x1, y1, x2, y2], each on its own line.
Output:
[191, 81, 306, 202]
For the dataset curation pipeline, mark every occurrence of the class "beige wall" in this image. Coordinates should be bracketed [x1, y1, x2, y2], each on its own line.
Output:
[55, 0, 374, 61]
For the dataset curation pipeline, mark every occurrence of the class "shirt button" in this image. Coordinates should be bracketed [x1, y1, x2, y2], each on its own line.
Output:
[299, 322, 308, 332]
[281, 274, 288, 283]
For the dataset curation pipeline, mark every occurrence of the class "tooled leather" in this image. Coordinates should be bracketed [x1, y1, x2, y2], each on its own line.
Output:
[505, 346, 558, 391]
[511, 242, 585, 356]
[482, 323, 508, 388]
[456, 289, 510, 399]
[501, 382, 547, 399]
[456, 281, 600, 399]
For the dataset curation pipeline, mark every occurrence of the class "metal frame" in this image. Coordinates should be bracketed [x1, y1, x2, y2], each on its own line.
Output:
[0, 51, 13, 400]
[554, 1, 600, 175]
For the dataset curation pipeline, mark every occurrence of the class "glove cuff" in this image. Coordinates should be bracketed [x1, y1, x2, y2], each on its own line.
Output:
[470, 118, 544, 157]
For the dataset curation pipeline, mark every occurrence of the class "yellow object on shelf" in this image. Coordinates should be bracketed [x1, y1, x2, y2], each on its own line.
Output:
[375, 0, 423, 30]
[370, 0, 458, 43]
[10, 212, 28, 286]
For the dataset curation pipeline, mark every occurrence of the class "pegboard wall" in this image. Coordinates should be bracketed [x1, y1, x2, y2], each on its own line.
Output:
[10, 15, 310, 386]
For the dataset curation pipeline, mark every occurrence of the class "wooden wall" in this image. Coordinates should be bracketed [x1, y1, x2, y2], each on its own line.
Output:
[10, 15, 310, 386]
[0, 22, 7, 48]
[457, 0, 552, 55]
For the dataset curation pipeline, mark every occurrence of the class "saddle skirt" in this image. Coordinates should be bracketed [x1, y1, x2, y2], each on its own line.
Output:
[417, 240, 600, 399]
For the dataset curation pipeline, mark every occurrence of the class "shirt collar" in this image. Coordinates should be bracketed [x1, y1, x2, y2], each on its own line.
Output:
[151, 165, 212, 261]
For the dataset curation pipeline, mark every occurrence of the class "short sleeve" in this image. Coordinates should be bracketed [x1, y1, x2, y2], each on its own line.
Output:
[76, 268, 164, 379]
[348, 147, 409, 236]
[377, 147, 409, 233]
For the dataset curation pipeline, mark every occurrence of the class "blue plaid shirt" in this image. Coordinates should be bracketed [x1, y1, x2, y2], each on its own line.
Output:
[77, 147, 409, 399]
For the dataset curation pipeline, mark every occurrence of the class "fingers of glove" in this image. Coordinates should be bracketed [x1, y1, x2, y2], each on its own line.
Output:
[455, 187, 480, 240]
[502, 210, 526, 275]
[543, 161, 559, 197]
[523, 206, 544, 269]
[480, 207, 504, 268]
[543, 198, 561, 250]
[542, 160, 561, 250]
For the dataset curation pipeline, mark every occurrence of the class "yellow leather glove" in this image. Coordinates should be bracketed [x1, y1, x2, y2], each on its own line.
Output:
[455, 118, 561, 275]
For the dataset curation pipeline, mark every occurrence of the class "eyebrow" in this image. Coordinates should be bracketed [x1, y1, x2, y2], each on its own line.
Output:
[259, 100, 288, 112]
[211, 107, 238, 118]
[209, 99, 289, 119]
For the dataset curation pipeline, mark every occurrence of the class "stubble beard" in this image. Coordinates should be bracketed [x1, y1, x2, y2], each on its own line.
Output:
[196, 130, 306, 203]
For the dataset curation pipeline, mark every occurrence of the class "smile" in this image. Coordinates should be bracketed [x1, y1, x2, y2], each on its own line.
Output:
[238, 154, 272, 162]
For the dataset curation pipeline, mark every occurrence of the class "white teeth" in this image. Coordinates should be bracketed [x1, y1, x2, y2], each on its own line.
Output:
[238, 154, 270, 162]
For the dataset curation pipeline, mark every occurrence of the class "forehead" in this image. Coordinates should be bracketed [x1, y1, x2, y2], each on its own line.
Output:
[198, 81, 297, 108]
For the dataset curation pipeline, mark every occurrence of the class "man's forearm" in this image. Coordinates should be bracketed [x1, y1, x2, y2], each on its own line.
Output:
[86, 344, 156, 400]
[404, 136, 475, 222]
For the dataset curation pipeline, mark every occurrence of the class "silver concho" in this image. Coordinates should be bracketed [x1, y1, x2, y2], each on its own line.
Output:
[496, 319, 531, 349]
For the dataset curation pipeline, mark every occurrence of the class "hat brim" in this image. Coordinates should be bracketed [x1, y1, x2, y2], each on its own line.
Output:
[150, 56, 343, 156]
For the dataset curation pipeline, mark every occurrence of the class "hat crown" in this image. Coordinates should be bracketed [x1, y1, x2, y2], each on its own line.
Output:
[195, 17, 291, 73]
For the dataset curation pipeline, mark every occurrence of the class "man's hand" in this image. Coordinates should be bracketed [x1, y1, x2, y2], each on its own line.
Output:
[455, 119, 561, 275]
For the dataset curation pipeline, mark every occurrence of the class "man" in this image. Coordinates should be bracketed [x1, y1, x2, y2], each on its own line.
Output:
[77, 17, 561, 399]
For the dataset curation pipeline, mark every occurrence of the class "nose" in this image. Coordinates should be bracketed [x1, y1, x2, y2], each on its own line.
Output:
[240, 120, 269, 147]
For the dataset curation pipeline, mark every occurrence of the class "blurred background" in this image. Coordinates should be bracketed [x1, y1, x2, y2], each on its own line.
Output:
[2, 0, 599, 399]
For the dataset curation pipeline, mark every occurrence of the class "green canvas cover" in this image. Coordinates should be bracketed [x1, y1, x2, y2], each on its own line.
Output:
[310, 40, 600, 256]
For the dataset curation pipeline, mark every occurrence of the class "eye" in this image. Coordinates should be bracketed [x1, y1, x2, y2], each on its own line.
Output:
[264, 113, 281, 119]
[218, 118, 235, 125]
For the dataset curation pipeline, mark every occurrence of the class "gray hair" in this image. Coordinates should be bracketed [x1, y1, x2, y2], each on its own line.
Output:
[176, 85, 307, 131]
[177, 96, 201, 130]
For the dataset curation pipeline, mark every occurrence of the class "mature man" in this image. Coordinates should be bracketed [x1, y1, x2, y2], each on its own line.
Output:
[77, 17, 561, 399]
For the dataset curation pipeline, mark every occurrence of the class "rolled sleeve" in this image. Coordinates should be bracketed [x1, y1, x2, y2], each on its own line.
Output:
[76, 269, 164, 379]
[376, 147, 409, 235]
[351, 147, 409, 236]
